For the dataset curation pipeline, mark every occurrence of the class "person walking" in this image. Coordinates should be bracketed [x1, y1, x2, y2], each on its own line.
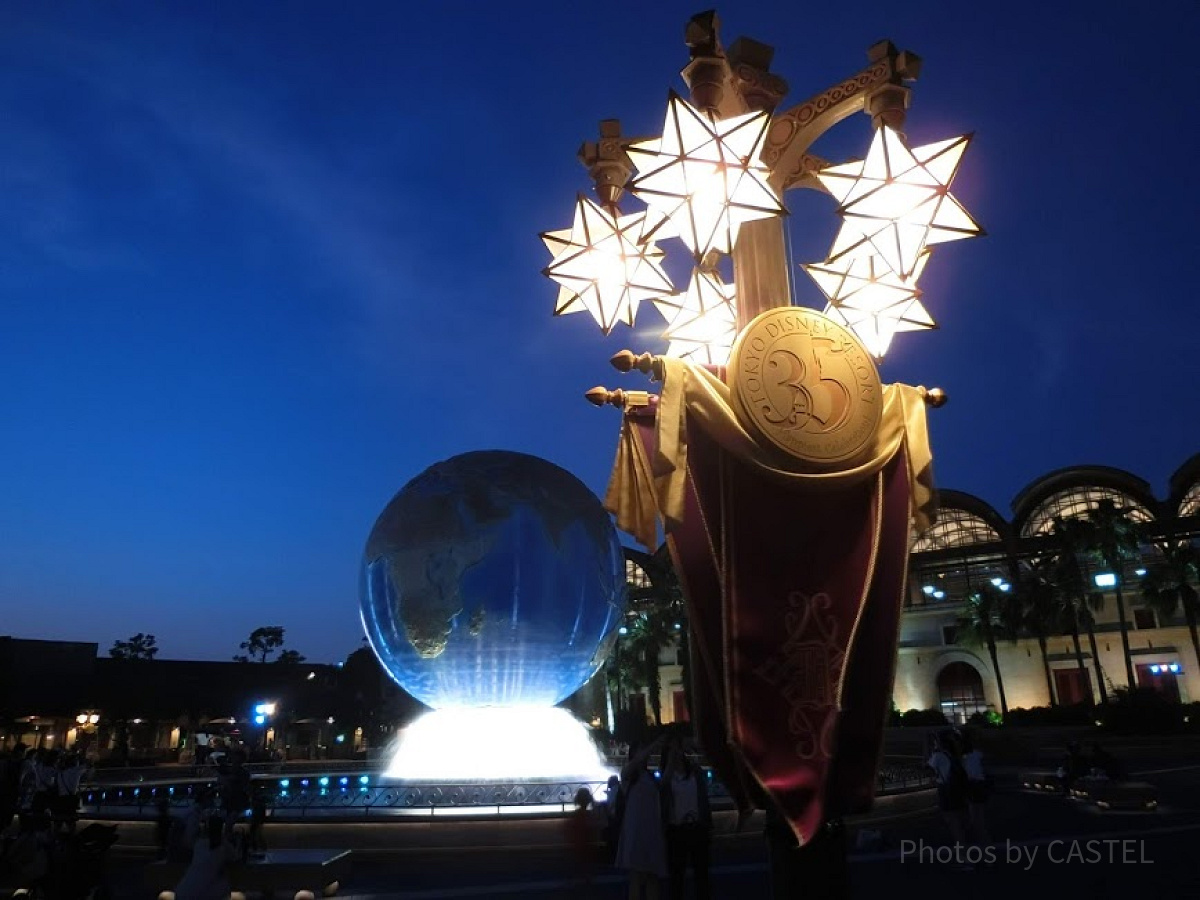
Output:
[660, 736, 711, 900]
[614, 737, 667, 900]
[926, 730, 969, 853]
[959, 730, 992, 848]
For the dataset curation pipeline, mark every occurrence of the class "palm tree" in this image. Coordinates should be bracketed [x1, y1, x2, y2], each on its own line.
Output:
[1142, 539, 1200, 675]
[1013, 561, 1063, 706]
[625, 609, 676, 726]
[626, 544, 690, 722]
[955, 582, 1010, 716]
[1050, 516, 1107, 705]
[1082, 499, 1142, 688]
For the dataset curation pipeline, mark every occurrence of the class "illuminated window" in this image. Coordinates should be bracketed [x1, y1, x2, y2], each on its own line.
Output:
[1180, 482, 1200, 519]
[912, 508, 1001, 552]
[1021, 486, 1154, 538]
[625, 558, 651, 590]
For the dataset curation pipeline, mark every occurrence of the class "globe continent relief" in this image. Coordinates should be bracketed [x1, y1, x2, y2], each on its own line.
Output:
[360, 450, 627, 709]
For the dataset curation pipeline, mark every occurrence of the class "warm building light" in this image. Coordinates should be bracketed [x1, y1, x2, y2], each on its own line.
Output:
[542, 196, 677, 335]
[659, 268, 738, 365]
[628, 92, 784, 261]
[817, 126, 982, 280]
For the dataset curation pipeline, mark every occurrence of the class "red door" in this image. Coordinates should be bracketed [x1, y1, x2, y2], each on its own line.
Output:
[1135, 664, 1181, 702]
[1053, 668, 1091, 705]
[672, 690, 690, 724]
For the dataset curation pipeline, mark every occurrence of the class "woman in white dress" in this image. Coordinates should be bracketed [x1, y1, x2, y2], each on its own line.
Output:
[614, 737, 667, 900]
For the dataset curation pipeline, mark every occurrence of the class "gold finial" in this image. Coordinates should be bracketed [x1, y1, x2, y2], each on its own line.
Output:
[919, 386, 948, 407]
[610, 350, 662, 380]
[584, 387, 651, 409]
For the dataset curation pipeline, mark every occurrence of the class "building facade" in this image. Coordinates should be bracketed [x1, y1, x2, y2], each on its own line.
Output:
[895, 454, 1200, 721]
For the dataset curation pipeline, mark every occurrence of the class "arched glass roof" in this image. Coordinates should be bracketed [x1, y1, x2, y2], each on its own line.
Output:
[1020, 486, 1154, 538]
[912, 507, 1002, 552]
[1180, 482, 1200, 519]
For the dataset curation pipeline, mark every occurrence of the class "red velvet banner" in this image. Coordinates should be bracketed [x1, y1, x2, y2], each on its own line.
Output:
[628, 403, 913, 844]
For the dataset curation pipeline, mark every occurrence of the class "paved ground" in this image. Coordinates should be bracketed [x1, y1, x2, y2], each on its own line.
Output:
[76, 758, 1200, 900]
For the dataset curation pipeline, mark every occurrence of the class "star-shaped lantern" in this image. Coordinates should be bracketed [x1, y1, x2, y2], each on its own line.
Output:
[541, 196, 678, 335]
[659, 268, 738, 365]
[817, 127, 982, 279]
[628, 91, 785, 262]
[812, 252, 937, 360]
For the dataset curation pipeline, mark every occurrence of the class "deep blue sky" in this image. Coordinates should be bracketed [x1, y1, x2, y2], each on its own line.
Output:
[2, 2, 1196, 663]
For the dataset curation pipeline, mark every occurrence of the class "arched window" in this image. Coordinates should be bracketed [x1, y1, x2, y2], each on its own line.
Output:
[912, 508, 1002, 552]
[1180, 482, 1200, 519]
[625, 557, 651, 590]
[1020, 486, 1154, 538]
[936, 661, 987, 725]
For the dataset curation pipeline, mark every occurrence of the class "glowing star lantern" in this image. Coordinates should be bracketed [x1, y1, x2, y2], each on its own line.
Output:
[815, 253, 937, 360]
[817, 127, 982, 279]
[659, 268, 738, 365]
[628, 91, 785, 261]
[541, 196, 677, 335]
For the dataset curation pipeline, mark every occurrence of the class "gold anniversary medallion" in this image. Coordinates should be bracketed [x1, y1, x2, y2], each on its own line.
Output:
[729, 307, 882, 467]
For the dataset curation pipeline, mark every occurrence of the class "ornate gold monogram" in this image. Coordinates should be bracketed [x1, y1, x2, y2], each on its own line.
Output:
[729, 307, 881, 467]
[753, 592, 845, 761]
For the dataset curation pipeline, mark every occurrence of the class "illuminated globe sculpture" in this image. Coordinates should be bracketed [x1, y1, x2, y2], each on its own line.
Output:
[360, 450, 626, 781]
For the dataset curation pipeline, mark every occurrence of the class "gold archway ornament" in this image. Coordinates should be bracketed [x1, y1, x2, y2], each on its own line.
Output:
[541, 196, 678, 335]
[628, 91, 785, 262]
[818, 127, 982, 280]
[804, 251, 936, 360]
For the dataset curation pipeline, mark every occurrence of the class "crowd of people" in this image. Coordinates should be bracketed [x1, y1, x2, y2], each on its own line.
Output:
[0, 745, 93, 833]
[0, 743, 117, 896]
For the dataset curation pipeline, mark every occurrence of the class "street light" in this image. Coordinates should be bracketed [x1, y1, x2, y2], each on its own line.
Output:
[253, 702, 276, 753]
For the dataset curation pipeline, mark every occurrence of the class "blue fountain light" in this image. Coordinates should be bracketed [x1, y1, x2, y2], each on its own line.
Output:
[360, 451, 626, 709]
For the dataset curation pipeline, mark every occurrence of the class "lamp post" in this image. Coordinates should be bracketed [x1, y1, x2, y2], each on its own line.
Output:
[253, 702, 276, 754]
[74, 711, 100, 753]
[541, 11, 981, 896]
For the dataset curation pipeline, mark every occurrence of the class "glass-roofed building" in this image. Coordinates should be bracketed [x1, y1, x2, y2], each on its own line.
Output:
[895, 454, 1200, 722]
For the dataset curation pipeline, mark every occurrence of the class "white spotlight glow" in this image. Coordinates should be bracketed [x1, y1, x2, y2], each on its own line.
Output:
[383, 707, 614, 782]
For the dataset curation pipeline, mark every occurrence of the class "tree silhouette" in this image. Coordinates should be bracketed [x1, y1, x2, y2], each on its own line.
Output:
[234, 626, 287, 663]
[109, 632, 159, 660]
[956, 583, 1011, 716]
[1082, 499, 1142, 689]
[1142, 539, 1200, 677]
[1013, 561, 1066, 706]
[1050, 516, 1106, 706]
[276, 648, 306, 664]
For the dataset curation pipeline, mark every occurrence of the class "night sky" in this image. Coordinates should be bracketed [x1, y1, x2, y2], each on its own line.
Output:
[2, 2, 1196, 663]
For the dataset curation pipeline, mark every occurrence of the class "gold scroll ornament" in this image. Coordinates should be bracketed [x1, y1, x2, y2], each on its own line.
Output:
[728, 308, 882, 469]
